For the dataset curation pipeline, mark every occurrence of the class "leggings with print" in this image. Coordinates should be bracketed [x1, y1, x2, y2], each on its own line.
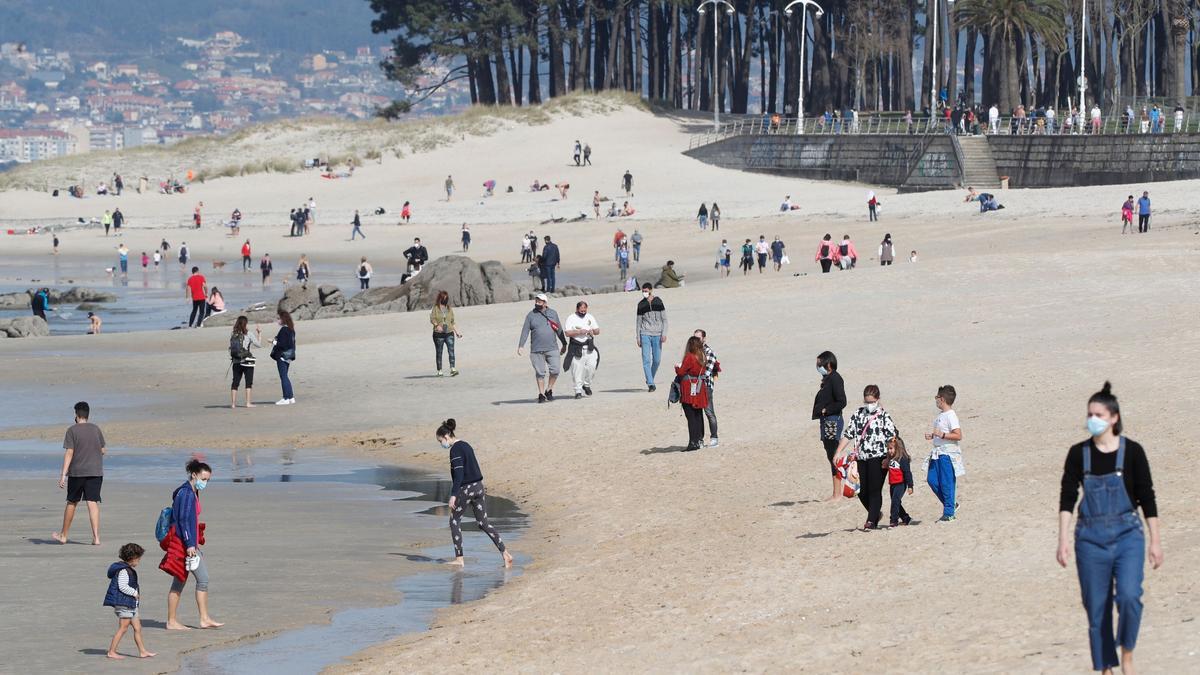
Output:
[449, 481, 506, 558]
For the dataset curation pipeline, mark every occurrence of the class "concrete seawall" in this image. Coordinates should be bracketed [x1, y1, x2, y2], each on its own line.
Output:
[686, 132, 1200, 189]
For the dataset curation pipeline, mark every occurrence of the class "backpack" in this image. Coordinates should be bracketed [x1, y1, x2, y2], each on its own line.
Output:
[359, 264, 368, 278]
[155, 506, 173, 542]
[230, 333, 252, 361]
[668, 377, 682, 406]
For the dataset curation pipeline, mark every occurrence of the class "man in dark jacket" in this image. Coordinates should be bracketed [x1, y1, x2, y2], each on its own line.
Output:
[404, 238, 429, 272]
[540, 236, 561, 292]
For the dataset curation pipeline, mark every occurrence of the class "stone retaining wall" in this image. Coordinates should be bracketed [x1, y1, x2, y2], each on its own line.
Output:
[987, 135, 1200, 187]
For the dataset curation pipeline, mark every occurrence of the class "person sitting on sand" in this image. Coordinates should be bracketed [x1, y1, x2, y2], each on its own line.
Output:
[531, 180, 550, 192]
[483, 179, 496, 197]
[963, 186, 979, 203]
[657, 260, 685, 288]
[979, 193, 1003, 213]
[206, 287, 225, 320]
[780, 195, 792, 212]
[621, 201, 635, 217]
[88, 312, 102, 335]
[437, 419, 514, 567]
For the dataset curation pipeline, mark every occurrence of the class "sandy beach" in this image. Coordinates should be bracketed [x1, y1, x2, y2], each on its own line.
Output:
[1, 100, 1198, 672]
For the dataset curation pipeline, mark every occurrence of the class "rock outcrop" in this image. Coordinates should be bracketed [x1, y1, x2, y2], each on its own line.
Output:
[0, 315, 50, 338]
[0, 287, 117, 310]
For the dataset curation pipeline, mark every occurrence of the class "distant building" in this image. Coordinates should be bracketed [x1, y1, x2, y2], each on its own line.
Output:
[0, 129, 77, 162]
[312, 54, 327, 71]
[0, 81, 27, 109]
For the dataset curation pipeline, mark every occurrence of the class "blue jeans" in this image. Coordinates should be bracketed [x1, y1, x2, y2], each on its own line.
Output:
[1076, 514, 1145, 670]
[926, 455, 956, 517]
[541, 266, 556, 292]
[698, 215, 707, 230]
[119, 259, 128, 273]
[276, 359, 293, 400]
[433, 333, 455, 370]
[639, 334, 661, 386]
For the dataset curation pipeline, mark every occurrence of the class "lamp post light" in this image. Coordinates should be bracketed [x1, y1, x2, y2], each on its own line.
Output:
[1078, 0, 1087, 122]
[930, 0, 955, 117]
[784, 0, 824, 134]
[697, 0, 737, 131]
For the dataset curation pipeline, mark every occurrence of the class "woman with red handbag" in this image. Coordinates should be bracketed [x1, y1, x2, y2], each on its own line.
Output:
[832, 385, 898, 530]
[674, 337, 710, 452]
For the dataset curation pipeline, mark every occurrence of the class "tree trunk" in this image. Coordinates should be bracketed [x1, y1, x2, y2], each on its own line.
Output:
[962, 28, 976, 107]
[476, 54, 498, 105]
[767, 11, 780, 113]
[494, 43, 513, 105]
[1169, 1, 1188, 102]
[507, 29, 523, 104]
[733, 7, 753, 113]
[669, 3, 681, 105]
[919, 0, 933, 112]
[548, 1, 567, 97]
[944, 6, 958, 105]
[1003, 32, 1020, 110]
[810, 12, 833, 112]
[528, 13, 543, 104]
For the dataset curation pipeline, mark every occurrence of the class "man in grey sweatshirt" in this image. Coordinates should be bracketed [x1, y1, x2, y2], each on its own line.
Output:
[518, 293, 566, 403]
[635, 282, 668, 391]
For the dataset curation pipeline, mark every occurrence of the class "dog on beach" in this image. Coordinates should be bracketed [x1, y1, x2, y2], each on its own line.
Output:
[212, 261, 227, 270]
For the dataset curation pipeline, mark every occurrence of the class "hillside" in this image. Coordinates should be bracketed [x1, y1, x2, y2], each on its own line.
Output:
[0, 0, 385, 54]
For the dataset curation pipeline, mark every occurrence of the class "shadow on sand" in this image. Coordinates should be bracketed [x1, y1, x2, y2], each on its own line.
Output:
[639, 446, 690, 455]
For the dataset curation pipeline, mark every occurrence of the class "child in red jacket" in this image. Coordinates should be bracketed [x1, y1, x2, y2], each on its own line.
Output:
[887, 436, 914, 527]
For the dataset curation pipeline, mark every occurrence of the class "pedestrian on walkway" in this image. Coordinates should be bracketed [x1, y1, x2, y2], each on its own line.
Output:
[102, 210, 113, 236]
[623, 170, 634, 196]
[163, 458, 224, 630]
[838, 235, 858, 270]
[583, 142, 592, 165]
[924, 384, 964, 522]
[1057, 381, 1163, 674]
[740, 239, 754, 275]
[563, 300, 600, 399]
[445, 175, 455, 201]
[52, 401, 106, 545]
[636, 283, 667, 392]
[517, 293, 566, 403]
[438, 419, 514, 567]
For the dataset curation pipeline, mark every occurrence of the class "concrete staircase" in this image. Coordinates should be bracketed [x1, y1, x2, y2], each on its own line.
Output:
[956, 135, 1002, 189]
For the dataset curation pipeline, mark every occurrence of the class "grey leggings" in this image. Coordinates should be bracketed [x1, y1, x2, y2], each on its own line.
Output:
[170, 551, 209, 593]
[703, 381, 717, 438]
[449, 482, 506, 558]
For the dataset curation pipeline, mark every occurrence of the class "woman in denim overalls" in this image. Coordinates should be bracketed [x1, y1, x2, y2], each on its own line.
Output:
[1057, 382, 1163, 674]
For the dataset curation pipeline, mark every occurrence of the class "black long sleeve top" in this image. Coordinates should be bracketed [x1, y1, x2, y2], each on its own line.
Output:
[812, 371, 847, 420]
[449, 440, 484, 494]
[1059, 438, 1157, 518]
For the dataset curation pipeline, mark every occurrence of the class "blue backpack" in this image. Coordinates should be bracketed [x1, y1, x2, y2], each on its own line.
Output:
[155, 506, 172, 542]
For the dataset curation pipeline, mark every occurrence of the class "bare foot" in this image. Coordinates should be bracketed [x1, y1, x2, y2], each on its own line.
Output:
[245, 403, 255, 408]
[823, 495, 841, 503]
[230, 404, 236, 409]
[199, 619, 224, 628]
[1120, 652, 1138, 675]
[106, 653, 125, 660]
[446, 557, 465, 567]
[165, 622, 191, 631]
[502, 550, 514, 568]
[92, 539, 101, 546]
[51, 531, 67, 544]
[139, 652, 156, 658]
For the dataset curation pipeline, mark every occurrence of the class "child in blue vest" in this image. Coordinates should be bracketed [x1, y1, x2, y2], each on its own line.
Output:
[103, 543, 155, 659]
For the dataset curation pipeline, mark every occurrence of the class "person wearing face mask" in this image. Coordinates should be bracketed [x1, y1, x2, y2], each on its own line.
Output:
[635, 283, 668, 392]
[162, 459, 223, 630]
[832, 385, 898, 530]
[1057, 382, 1162, 675]
[563, 301, 600, 399]
[517, 293, 567, 403]
[269, 310, 296, 405]
[923, 385, 964, 522]
[812, 352, 847, 501]
[438, 419, 513, 568]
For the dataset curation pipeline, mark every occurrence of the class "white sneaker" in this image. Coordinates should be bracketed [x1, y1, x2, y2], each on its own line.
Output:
[708, 438, 720, 448]
[288, 398, 296, 404]
[275, 399, 291, 405]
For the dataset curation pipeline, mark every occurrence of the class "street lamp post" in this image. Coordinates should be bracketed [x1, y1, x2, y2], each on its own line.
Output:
[1078, 0, 1087, 122]
[784, 0, 824, 133]
[697, 0, 736, 131]
[929, 0, 955, 117]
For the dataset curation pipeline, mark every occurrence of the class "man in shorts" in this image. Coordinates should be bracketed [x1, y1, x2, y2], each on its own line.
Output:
[517, 294, 566, 403]
[54, 401, 107, 545]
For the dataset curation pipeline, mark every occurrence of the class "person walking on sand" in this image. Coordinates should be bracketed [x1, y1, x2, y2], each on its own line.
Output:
[229, 316, 261, 408]
[710, 202, 721, 231]
[617, 242, 630, 281]
[879, 234, 895, 266]
[1136, 191, 1151, 233]
[754, 235, 770, 273]
[740, 238, 754, 275]
[241, 240, 251, 271]
[117, 243, 129, 275]
[636, 282, 668, 392]
[1057, 381, 1163, 675]
[563, 300, 600, 399]
[461, 223, 471, 252]
[583, 142, 592, 165]
[269, 310, 296, 405]
[112, 207, 124, 233]
[924, 385, 964, 522]
[445, 176, 455, 201]
[832, 385, 898, 530]
[716, 240, 732, 277]
[88, 312, 102, 334]
[53, 401, 106, 545]
[694, 329, 720, 447]
[867, 190, 879, 222]
[357, 257, 372, 290]
[437, 419, 514, 567]
[178, 242, 190, 268]
[351, 210, 365, 240]
[623, 169, 634, 196]
[770, 236, 786, 271]
[163, 459, 224, 630]
[431, 290, 462, 377]
[697, 203, 709, 230]
[102, 210, 113, 236]
[153, 250, 161, 267]
[540, 236, 561, 293]
[193, 202, 203, 229]
[813, 352, 848, 501]
[1121, 196, 1135, 234]
[53, 234, 60, 255]
[260, 253, 273, 287]
[572, 140, 582, 166]
[631, 229, 643, 261]
[886, 436, 914, 527]
[402, 201, 412, 223]
[142, 251, 149, 270]
[296, 254, 311, 286]
[104, 543, 156, 659]
[674, 336, 711, 452]
[838, 234, 858, 270]
[594, 191, 602, 219]
[185, 267, 207, 328]
[517, 293, 566, 403]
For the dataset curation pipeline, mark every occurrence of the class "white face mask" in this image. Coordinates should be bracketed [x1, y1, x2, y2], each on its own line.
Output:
[440, 440, 453, 449]
[864, 402, 879, 413]
[642, 291, 650, 299]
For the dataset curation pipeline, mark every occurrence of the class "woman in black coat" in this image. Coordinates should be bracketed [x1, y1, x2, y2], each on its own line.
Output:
[812, 350, 847, 501]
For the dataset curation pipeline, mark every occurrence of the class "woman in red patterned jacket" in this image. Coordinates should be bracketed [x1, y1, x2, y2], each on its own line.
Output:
[675, 336, 710, 452]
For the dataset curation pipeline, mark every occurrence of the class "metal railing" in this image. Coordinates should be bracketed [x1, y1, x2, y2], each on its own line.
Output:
[687, 112, 1200, 150]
